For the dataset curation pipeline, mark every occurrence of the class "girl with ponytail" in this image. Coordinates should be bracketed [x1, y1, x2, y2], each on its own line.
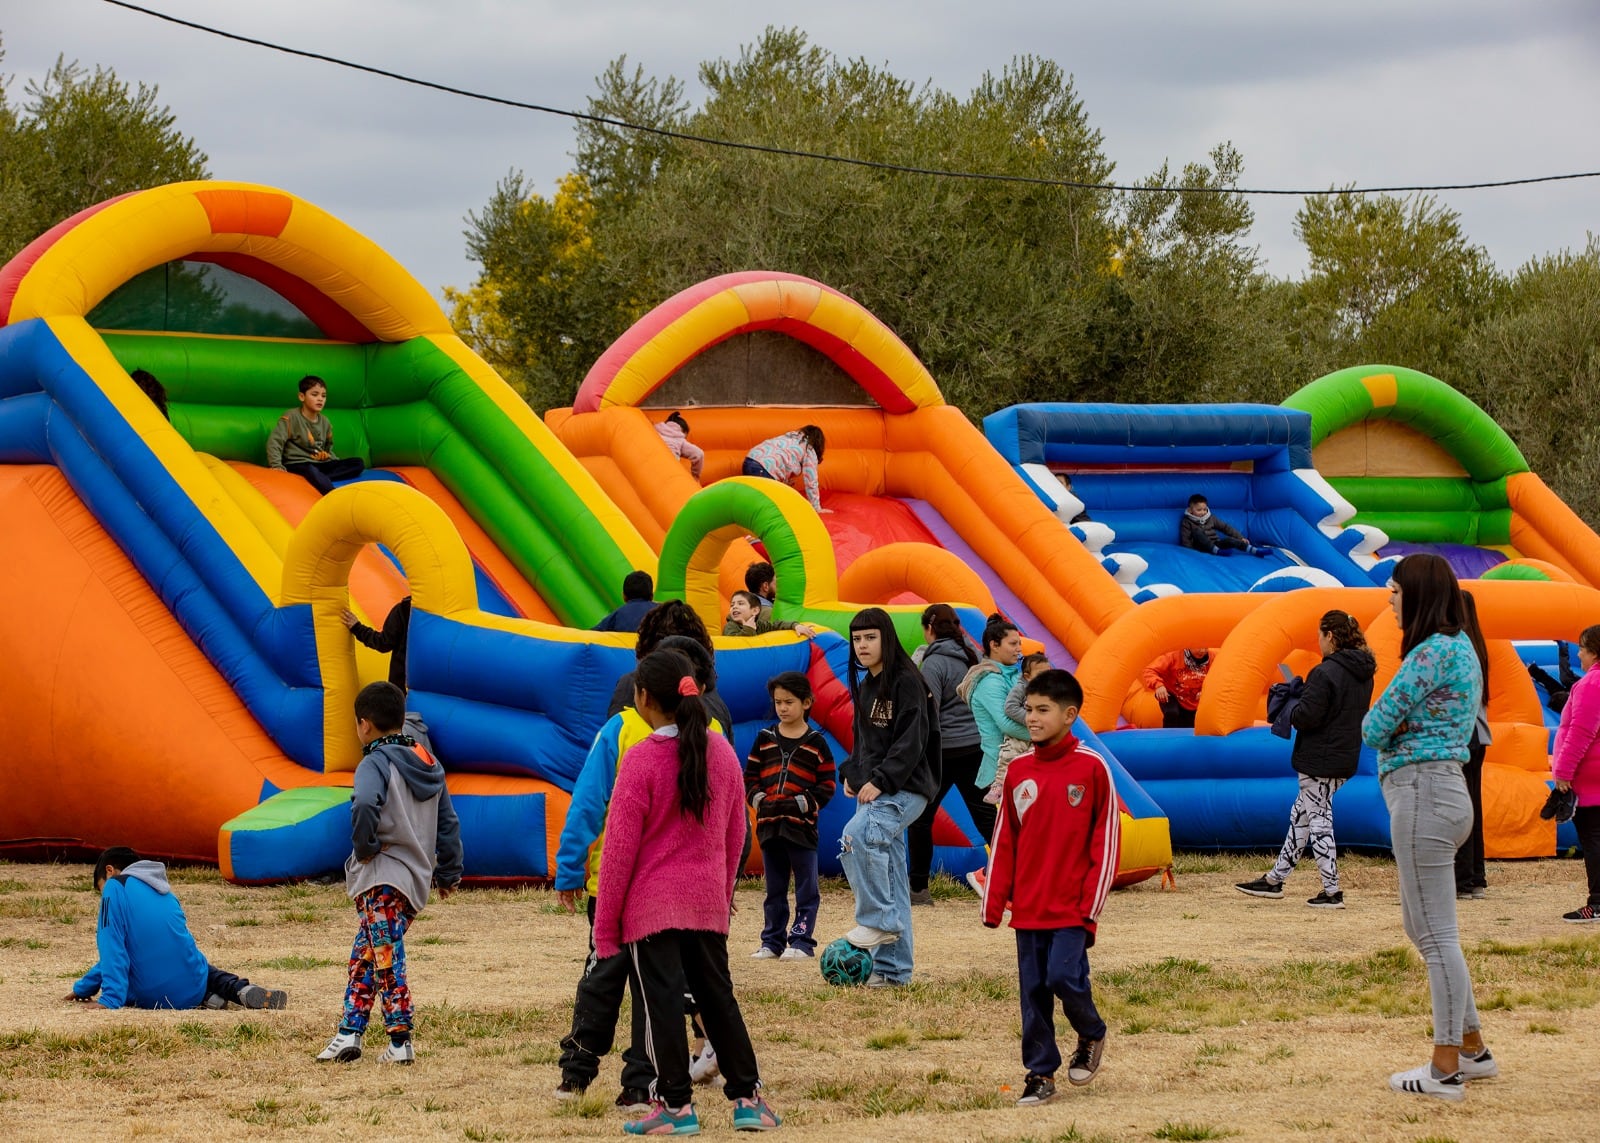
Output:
[1237, 610, 1376, 909]
[591, 651, 780, 1133]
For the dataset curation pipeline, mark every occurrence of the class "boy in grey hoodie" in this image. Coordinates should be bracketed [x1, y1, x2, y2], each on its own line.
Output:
[317, 682, 464, 1066]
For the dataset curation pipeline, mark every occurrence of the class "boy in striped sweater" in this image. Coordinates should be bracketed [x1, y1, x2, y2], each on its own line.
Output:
[745, 672, 836, 959]
[981, 669, 1120, 1107]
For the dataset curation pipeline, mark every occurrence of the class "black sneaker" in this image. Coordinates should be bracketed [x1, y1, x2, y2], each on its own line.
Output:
[1307, 890, 1345, 909]
[615, 1087, 651, 1112]
[1016, 1073, 1056, 1106]
[1563, 904, 1600, 923]
[1067, 1037, 1105, 1086]
[553, 1079, 587, 1100]
[1235, 876, 1283, 899]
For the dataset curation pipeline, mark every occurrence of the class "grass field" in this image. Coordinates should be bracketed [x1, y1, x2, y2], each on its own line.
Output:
[1, 852, 1596, 1142]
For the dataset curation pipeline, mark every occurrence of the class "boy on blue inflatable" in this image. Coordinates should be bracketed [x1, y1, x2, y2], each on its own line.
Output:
[1179, 494, 1271, 557]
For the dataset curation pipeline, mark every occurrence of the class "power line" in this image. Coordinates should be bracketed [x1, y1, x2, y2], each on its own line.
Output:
[99, 0, 1600, 198]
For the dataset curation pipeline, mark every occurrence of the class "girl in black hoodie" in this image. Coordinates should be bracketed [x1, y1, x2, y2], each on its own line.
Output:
[1237, 611, 1376, 909]
[836, 608, 940, 987]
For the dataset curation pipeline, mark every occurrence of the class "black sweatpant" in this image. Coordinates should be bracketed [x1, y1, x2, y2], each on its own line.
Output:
[1160, 698, 1197, 729]
[1454, 739, 1487, 893]
[557, 898, 654, 1092]
[628, 929, 760, 1108]
[203, 964, 253, 1005]
[908, 743, 997, 892]
[286, 457, 365, 495]
[1574, 805, 1600, 910]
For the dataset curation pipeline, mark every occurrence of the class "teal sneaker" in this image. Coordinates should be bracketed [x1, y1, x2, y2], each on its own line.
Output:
[623, 1102, 700, 1136]
[732, 1095, 781, 1131]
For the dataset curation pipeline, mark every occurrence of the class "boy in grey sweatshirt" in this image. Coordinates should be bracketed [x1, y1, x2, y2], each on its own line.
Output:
[317, 682, 463, 1066]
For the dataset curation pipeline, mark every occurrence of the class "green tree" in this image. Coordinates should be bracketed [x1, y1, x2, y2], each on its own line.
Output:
[0, 43, 208, 263]
[1461, 238, 1600, 526]
[447, 171, 635, 411]
[1292, 190, 1505, 393]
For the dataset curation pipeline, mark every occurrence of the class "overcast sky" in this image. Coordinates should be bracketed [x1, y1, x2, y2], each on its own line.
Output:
[5, 0, 1598, 304]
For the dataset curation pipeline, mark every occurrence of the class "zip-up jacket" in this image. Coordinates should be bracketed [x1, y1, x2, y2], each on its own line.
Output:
[1553, 669, 1600, 807]
[73, 861, 209, 1009]
[1179, 509, 1248, 552]
[1289, 646, 1377, 779]
[744, 724, 836, 848]
[981, 734, 1121, 944]
[556, 707, 729, 893]
[919, 638, 982, 750]
[960, 659, 1029, 786]
[346, 734, 464, 912]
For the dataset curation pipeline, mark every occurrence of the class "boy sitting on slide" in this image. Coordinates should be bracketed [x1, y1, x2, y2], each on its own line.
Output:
[1179, 494, 1270, 557]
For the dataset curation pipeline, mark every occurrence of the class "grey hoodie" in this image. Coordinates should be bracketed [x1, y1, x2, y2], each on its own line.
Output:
[346, 735, 464, 913]
[918, 638, 982, 750]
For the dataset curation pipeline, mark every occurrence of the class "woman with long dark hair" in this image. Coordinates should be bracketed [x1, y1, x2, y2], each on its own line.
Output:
[908, 604, 993, 904]
[1237, 610, 1375, 908]
[837, 607, 940, 986]
[1552, 624, 1600, 923]
[1454, 592, 1492, 901]
[592, 650, 779, 1134]
[1362, 554, 1495, 1101]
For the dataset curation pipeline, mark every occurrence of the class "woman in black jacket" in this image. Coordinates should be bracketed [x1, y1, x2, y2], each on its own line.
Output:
[1237, 611, 1376, 908]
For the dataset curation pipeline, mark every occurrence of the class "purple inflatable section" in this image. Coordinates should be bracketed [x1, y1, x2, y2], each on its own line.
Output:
[1379, 541, 1507, 580]
[901, 498, 1077, 670]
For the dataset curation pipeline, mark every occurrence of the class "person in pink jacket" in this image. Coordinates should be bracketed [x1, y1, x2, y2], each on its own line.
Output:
[1552, 624, 1600, 924]
[653, 412, 705, 482]
[593, 649, 781, 1135]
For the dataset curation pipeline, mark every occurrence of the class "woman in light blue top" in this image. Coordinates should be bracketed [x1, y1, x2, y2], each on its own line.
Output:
[1361, 554, 1494, 1102]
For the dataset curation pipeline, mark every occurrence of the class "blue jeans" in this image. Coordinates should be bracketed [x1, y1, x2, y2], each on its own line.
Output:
[1382, 760, 1481, 1046]
[759, 838, 820, 954]
[839, 790, 926, 984]
[742, 457, 772, 479]
[1016, 927, 1106, 1076]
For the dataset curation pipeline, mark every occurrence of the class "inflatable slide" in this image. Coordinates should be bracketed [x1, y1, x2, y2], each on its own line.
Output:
[0, 183, 860, 881]
[983, 403, 1385, 599]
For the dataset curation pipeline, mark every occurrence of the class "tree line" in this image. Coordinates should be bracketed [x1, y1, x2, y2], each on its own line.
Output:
[3, 29, 1594, 524]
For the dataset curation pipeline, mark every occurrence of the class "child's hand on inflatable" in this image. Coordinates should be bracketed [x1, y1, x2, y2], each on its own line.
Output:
[340, 609, 359, 629]
[794, 623, 818, 638]
[1153, 685, 1169, 704]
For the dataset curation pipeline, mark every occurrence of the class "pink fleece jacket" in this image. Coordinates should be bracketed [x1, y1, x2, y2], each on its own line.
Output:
[1552, 670, 1600, 807]
[593, 729, 745, 959]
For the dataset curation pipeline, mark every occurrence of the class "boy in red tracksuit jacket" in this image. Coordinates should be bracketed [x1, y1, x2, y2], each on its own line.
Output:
[981, 668, 1120, 1107]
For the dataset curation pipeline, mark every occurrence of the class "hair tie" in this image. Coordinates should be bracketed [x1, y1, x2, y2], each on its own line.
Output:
[677, 676, 700, 697]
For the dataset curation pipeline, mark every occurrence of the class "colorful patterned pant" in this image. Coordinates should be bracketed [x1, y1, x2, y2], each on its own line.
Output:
[1269, 775, 1346, 893]
[340, 885, 415, 1035]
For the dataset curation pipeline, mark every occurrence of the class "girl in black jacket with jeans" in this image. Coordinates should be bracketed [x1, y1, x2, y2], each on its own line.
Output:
[1238, 611, 1376, 908]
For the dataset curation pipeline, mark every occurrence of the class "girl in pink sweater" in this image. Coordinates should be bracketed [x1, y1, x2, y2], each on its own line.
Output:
[1552, 625, 1600, 924]
[593, 649, 780, 1135]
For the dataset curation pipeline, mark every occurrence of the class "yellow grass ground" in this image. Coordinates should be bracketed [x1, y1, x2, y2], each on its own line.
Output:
[2, 853, 1596, 1143]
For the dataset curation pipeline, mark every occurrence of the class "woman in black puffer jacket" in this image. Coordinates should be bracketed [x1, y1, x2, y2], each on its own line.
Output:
[1237, 610, 1377, 909]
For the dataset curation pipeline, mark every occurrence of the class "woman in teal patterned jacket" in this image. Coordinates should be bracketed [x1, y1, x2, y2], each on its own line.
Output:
[1362, 554, 1494, 1103]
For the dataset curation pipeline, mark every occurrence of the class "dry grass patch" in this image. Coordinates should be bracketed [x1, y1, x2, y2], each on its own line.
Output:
[0, 853, 1596, 1141]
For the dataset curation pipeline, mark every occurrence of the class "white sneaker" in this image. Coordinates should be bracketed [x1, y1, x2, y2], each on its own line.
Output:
[689, 1042, 720, 1084]
[1389, 1062, 1465, 1102]
[844, 924, 899, 949]
[315, 1030, 362, 1063]
[750, 947, 779, 959]
[377, 1039, 414, 1065]
[1457, 1048, 1498, 1079]
[778, 947, 811, 960]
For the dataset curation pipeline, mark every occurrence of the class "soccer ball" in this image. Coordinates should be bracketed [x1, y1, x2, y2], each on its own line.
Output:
[819, 938, 874, 986]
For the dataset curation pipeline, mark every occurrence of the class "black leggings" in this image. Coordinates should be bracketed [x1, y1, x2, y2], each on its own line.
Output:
[286, 458, 365, 495]
[908, 743, 997, 891]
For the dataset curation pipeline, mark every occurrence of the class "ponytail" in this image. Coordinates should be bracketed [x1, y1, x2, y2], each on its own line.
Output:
[636, 649, 711, 821]
[921, 602, 977, 666]
[1318, 610, 1367, 652]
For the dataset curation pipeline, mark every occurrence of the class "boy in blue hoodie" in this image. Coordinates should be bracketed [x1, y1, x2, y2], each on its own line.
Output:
[67, 846, 288, 1011]
[317, 682, 463, 1066]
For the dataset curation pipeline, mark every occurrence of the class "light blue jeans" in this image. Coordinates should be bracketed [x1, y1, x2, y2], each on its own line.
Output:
[839, 790, 927, 984]
[1382, 760, 1481, 1046]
